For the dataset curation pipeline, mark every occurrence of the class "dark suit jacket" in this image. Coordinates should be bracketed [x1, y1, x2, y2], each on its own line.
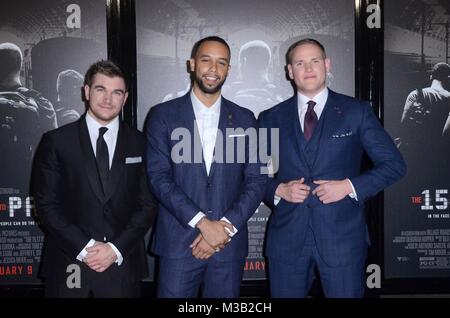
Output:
[145, 93, 267, 261]
[258, 90, 406, 267]
[33, 116, 156, 286]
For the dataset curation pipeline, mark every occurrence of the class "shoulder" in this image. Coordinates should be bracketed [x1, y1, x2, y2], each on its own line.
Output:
[16, 86, 53, 107]
[149, 94, 190, 117]
[145, 95, 189, 134]
[329, 90, 362, 105]
[328, 90, 371, 113]
[127, 129, 146, 152]
[258, 95, 296, 121]
[222, 97, 255, 120]
[120, 122, 146, 147]
[39, 119, 79, 148]
[47, 119, 78, 137]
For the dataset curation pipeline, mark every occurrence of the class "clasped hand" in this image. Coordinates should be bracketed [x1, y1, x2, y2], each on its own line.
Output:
[276, 178, 352, 204]
[83, 241, 117, 272]
[191, 219, 234, 260]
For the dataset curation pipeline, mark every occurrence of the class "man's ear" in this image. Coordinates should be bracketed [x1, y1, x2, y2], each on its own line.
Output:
[287, 64, 294, 80]
[123, 91, 129, 106]
[189, 58, 195, 72]
[83, 85, 90, 101]
[325, 57, 331, 74]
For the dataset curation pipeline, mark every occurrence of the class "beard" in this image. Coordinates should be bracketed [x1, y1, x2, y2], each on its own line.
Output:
[193, 73, 226, 94]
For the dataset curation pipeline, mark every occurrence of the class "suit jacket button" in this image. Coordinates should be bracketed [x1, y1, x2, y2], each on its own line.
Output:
[207, 210, 213, 214]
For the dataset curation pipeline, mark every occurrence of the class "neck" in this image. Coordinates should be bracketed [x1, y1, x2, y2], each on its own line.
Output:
[298, 86, 326, 100]
[0, 75, 21, 88]
[87, 109, 116, 126]
[192, 86, 220, 107]
[431, 79, 445, 91]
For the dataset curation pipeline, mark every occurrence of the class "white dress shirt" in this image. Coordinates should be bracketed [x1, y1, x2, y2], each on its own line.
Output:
[188, 91, 237, 237]
[86, 111, 119, 169]
[297, 88, 328, 131]
[76, 112, 123, 265]
[191, 90, 221, 175]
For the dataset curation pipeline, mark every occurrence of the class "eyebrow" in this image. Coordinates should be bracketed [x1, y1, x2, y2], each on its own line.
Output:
[293, 57, 322, 63]
[93, 84, 125, 94]
[198, 54, 229, 63]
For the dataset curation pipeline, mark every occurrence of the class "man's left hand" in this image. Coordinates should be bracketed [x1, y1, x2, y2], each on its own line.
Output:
[84, 242, 117, 272]
[190, 234, 217, 260]
[312, 179, 352, 204]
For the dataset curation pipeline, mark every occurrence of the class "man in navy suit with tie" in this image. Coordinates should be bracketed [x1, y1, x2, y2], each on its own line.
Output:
[146, 36, 267, 298]
[258, 39, 406, 298]
[33, 60, 156, 297]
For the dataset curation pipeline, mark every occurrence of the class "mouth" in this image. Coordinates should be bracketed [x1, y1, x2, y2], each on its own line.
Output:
[304, 75, 316, 80]
[203, 74, 220, 85]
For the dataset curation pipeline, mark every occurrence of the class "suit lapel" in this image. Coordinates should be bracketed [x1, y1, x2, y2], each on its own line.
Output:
[310, 90, 339, 170]
[104, 121, 126, 201]
[287, 95, 306, 155]
[180, 93, 209, 177]
[281, 95, 308, 169]
[208, 98, 229, 179]
[79, 117, 105, 201]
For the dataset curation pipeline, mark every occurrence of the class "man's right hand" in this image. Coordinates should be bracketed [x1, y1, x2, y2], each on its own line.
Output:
[275, 177, 311, 203]
[84, 241, 116, 272]
[196, 217, 232, 249]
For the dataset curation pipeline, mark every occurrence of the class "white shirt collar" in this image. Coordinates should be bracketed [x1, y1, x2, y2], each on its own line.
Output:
[297, 87, 328, 115]
[190, 90, 221, 117]
[85, 112, 119, 168]
[86, 111, 119, 135]
[296, 87, 329, 130]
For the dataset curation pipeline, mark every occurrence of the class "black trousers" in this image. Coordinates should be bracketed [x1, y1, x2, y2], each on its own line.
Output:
[44, 271, 141, 298]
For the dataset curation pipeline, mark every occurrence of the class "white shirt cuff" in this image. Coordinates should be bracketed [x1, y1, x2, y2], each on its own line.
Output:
[189, 211, 206, 228]
[346, 178, 358, 201]
[274, 195, 281, 206]
[76, 238, 96, 262]
[107, 242, 123, 266]
[221, 217, 238, 237]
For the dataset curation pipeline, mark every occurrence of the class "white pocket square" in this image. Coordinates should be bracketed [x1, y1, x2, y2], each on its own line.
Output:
[228, 134, 246, 138]
[125, 156, 142, 164]
[332, 131, 353, 138]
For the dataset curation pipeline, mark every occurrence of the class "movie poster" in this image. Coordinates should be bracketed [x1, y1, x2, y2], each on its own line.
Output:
[136, 0, 355, 280]
[384, 0, 450, 278]
[0, 0, 106, 284]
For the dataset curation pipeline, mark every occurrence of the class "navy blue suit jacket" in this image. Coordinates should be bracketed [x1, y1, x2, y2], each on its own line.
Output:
[146, 93, 267, 261]
[258, 90, 406, 267]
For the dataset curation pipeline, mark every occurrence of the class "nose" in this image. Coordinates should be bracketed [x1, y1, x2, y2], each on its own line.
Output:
[103, 92, 112, 103]
[304, 61, 313, 71]
[210, 63, 217, 72]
